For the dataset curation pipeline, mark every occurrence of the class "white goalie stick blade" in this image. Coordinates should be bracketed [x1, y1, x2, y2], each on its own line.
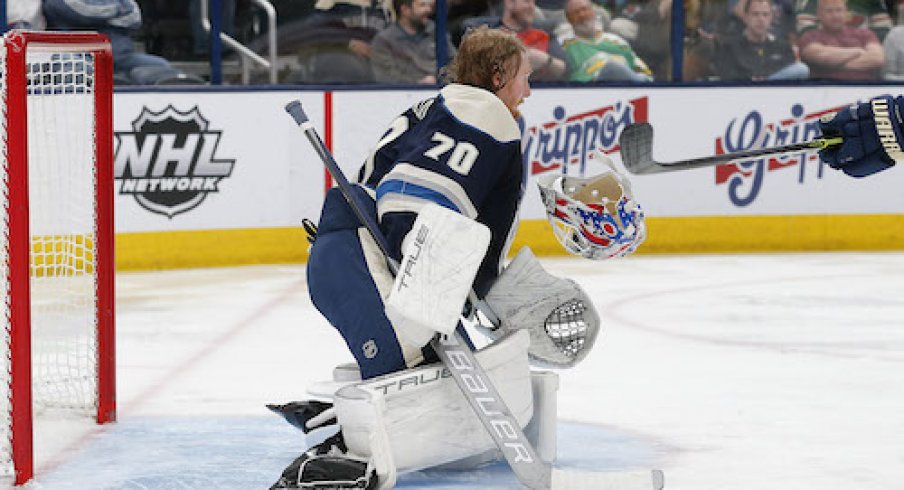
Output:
[618, 122, 842, 175]
[552, 468, 665, 489]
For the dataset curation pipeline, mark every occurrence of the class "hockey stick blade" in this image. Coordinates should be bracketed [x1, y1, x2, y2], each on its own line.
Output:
[618, 122, 842, 175]
[552, 468, 664, 490]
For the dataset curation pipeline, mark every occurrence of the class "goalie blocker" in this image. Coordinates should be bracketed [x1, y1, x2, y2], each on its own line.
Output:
[384, 202, 491, 349]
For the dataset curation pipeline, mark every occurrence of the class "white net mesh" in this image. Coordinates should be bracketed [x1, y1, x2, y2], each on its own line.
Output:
[0, 38, 101, 478]
[27, 50, 99, 413]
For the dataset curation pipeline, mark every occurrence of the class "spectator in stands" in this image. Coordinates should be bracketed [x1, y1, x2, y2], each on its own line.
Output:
[880, 3, 904, 80]
[798, 0, 884, 80]
[7, 0, 46, 30]
[43, 0, 204, 85]
[496, 0, 568, 80]
[882, 25, 904, 79]
[685, 0, 736, 80]
[447, 0, 497, 45]
[561, 0, 653, 81]
[535, 0, 568, 27]
[694, 0, 732, 39]
[534, 0, 581, 40]
[796, 0, 892, 41]
[612, 0, 675, 80]
[731, 0, 795, 41]
[370, 0, 456, 84]
[714, 0, 809, 80]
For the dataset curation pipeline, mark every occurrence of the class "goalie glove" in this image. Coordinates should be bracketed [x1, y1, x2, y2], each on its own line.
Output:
[537, 152, 645, 260]
[483, 247, 601, 368]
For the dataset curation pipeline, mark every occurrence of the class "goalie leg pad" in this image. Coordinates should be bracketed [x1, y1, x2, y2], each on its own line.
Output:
[333, 330, 534, 485]
[304, 366, 559, 468]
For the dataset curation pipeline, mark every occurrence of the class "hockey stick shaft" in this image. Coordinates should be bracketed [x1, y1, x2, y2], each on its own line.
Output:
[619, 122, 843, 174]
[284, 101, 552, 489]
[286, 103, 398, 267]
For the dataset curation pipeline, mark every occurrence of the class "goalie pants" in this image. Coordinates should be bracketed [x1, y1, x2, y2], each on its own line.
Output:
[307, 187, 472, 380]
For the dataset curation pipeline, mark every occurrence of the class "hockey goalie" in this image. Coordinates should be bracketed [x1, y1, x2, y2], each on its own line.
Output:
[270, 26, 648, 490]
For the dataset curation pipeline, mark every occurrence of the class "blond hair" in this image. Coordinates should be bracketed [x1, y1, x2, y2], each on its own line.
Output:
[444, 26, 526, 92]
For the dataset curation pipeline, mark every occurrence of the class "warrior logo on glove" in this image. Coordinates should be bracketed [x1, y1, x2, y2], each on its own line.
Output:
[537, 152, 646, 260]
[817, 95, 901, 177]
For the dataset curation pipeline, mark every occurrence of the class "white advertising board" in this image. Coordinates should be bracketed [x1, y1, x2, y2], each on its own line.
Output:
[113, 90, 326, 232]
[332, 86, 904, 220]
[114, 85, 904, 234]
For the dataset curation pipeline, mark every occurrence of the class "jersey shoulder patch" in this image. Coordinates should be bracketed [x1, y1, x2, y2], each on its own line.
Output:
[411, 97, 436, 120]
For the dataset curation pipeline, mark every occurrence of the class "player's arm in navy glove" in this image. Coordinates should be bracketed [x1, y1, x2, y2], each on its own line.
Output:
[818, 95, 903, 178]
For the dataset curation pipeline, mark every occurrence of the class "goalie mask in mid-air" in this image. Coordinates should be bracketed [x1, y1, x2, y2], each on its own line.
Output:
[537, 154, 646, 260]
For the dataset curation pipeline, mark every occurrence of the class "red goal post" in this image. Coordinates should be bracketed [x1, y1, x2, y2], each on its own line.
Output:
[1, 30, 115, 485]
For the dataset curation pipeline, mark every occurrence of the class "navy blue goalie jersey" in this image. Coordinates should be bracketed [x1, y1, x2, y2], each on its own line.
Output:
[357, 83, 524, 296]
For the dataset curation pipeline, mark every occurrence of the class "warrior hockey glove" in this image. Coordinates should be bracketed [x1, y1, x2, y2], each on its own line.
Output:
[818, 95, 901, 177]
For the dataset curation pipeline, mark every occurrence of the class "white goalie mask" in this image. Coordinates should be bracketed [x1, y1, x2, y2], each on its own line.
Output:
[537, 154, 646, 260]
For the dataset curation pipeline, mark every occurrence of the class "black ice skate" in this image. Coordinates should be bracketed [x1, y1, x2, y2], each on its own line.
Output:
[270, 431, 377, 489]
[266, 400, 336, 433]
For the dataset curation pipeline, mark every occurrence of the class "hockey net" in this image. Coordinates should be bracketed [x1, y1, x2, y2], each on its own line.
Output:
[0, 30, 115, 485]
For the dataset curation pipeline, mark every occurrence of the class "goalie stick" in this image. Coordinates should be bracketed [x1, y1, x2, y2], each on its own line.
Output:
[285, 101, 663, 490]
[618, 122, 843, 175]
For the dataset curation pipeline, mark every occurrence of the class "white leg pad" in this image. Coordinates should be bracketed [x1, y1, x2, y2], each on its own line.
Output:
[326, 383, 398, 489]
[333, 330, 534, 485]
[304, 363, 362, 400]
[437, 369, 559, 471]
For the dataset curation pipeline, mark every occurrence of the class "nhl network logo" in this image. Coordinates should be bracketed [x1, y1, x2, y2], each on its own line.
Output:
[115, 105, 235, 218]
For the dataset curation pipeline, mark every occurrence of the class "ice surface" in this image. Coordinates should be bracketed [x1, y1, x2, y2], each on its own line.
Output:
[11, 253, 904, 489]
